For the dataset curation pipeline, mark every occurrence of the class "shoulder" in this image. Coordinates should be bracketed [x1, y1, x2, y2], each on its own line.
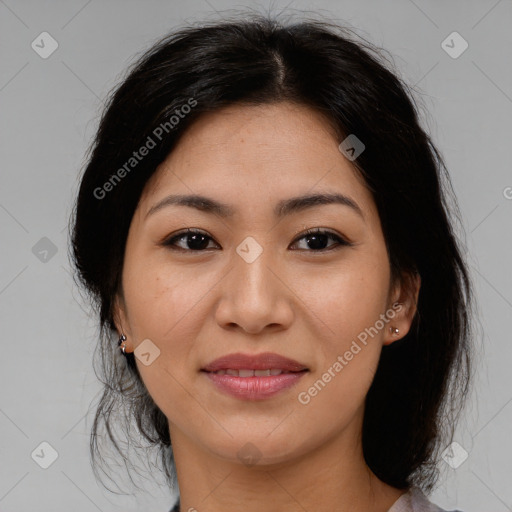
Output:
[388, 486, 465, 512]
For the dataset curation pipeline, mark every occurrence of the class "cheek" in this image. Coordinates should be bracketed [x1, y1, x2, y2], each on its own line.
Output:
[122, 263, 209, 415]
[290, 255, 390, 406]
[291, 265, 388, 435]
[292, 253, 390, 344]
[124, 264, 208, 342]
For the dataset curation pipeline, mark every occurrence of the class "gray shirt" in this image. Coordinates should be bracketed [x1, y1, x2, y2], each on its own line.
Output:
[388, 486, 464, 512]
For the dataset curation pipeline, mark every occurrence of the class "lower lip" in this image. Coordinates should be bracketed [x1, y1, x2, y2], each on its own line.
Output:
[202, 370, 308, 400]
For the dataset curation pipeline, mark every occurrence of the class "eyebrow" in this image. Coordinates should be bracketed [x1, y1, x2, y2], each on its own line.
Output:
[145, 192, 364, 221]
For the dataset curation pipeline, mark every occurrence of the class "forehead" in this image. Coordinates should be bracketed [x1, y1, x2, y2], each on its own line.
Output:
[161, 101, 342, 167]
[140, 102, 377, 224]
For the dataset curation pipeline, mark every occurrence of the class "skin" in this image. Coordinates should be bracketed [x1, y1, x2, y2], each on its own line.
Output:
[114, 101, 421, 512]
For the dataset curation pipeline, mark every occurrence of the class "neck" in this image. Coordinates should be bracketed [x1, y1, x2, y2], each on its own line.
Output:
[169, 414, 405, 512]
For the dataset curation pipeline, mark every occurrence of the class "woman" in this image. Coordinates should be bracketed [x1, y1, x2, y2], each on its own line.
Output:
[70, 12, 474, 512]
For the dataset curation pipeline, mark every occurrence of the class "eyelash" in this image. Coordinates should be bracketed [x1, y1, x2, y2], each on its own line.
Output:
[161, 227, 352, 253]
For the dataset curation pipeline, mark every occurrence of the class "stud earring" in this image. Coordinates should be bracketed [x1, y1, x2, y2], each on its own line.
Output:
[118, 334, 127, 354]
[389, 326, 399, 335]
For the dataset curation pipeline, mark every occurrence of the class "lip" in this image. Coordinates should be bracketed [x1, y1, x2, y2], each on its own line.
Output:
[201, 352, 308, 372]
[201, 352, 309, 401]
[202, 371, 308, 400]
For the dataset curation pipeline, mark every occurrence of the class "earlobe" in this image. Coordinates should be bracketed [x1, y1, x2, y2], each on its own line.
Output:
[383, 308, 403, 346]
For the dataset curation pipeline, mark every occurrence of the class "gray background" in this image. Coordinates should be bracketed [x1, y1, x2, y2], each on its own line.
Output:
[0, 0, 511, 511]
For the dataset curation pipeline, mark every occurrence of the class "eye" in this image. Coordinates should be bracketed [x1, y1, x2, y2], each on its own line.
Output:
[162, 228, 219, 252]
[290, 228, 352, 252]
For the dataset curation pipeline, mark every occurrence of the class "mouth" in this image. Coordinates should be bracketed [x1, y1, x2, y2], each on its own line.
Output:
[202, 369, 308, 400]
[200, 352, 309, 400]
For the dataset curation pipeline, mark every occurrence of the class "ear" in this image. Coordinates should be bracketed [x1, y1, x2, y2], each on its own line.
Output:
[383, 270, 421, 346]
[113, 292, 133, 352]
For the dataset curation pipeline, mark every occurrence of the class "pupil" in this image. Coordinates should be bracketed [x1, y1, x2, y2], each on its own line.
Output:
[188, 234, 209, 250]
[307, 234, 327, 250]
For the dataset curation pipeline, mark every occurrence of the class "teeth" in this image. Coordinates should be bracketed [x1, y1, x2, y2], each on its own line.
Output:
[254, 369, 271, 376]
[211, 369, 290, 377]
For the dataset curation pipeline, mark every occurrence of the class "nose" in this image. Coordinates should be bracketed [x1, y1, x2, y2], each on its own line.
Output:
[214, 238, 294, 335]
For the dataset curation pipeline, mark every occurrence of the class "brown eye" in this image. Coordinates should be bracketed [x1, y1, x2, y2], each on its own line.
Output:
[163, 229, 219, 251]
[290, 228, 352, 252]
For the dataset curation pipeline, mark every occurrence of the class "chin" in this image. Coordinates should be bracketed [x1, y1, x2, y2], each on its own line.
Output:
[203, 430, 311, 469]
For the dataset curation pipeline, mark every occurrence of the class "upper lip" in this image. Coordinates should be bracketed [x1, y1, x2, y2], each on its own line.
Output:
[202, 352, 308, 372]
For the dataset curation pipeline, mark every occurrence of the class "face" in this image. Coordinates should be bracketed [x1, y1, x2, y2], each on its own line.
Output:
[114, 101, 417, 468]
